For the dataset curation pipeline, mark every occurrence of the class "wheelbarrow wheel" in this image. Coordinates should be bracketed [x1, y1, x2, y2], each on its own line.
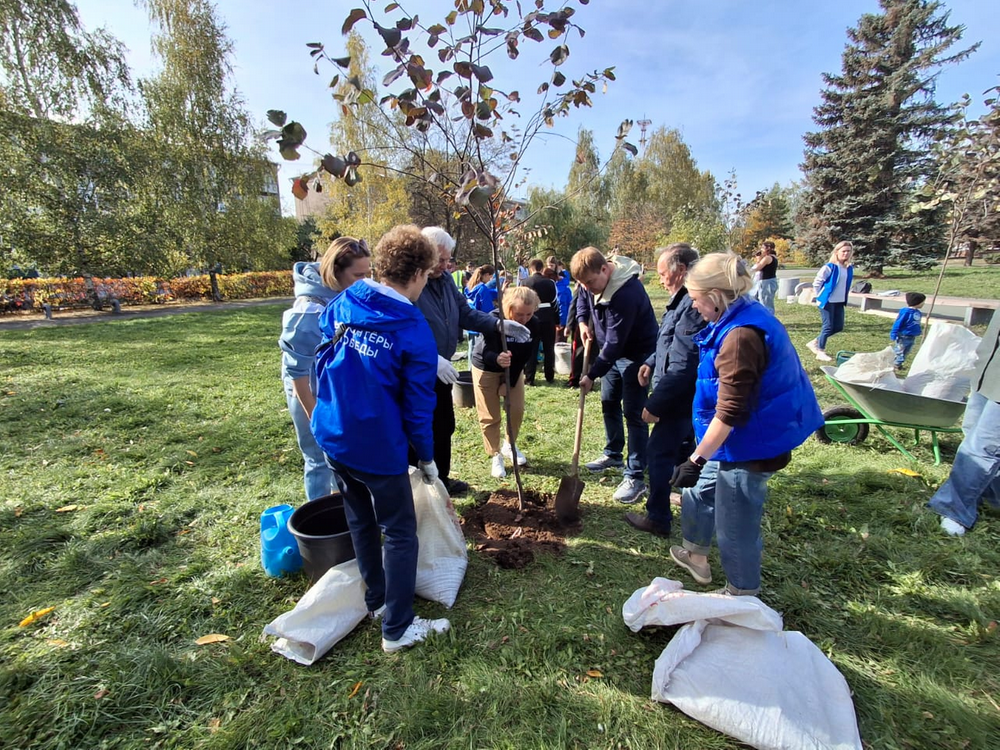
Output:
[816, 406, 870, 445]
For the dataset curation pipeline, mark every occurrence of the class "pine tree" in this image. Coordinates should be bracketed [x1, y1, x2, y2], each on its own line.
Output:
[799, 0, 977, 274]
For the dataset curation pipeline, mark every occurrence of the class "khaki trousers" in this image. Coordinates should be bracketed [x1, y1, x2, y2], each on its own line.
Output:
[471, 366, 525, 456]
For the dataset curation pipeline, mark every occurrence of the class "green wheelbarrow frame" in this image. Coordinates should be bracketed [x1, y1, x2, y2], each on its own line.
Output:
[816, 365, 965, 465]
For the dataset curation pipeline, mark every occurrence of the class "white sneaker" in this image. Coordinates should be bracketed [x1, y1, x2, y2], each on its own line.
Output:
[490, 453, 507, 479]
[369, 604, 387, 620]
[806, 339, 820, 355]
[815, 350, 833, 362]
[501, 441, 527, 466]
[382, 616, 451, 653]
[940, 517, 966, 536]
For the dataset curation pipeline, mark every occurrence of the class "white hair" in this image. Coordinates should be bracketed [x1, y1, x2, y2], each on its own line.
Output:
[421, 226, 456, 253]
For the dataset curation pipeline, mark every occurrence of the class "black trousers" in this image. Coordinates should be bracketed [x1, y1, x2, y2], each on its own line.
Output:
[408, 379, 455, 481]
[524, 319, 557, 384]
[645, 416, 695, 530]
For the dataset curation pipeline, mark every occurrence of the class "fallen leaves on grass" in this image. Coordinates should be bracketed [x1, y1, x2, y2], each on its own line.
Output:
[348, 681, 363, 699]
[19, 606, 56, 627]
[586, 669, 603, 678]
[48, 638, 70, 647]
[195, 634, 230, 645]
[55, 504, 81, 513]
[94, 689, 110, 699]
[889, 468, 921, 478]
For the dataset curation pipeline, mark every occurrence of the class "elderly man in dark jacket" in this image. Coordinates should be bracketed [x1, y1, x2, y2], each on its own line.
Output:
[573, 246, 659, 505]
[625, 243, 705, 536]
[411, 227, 530, 495]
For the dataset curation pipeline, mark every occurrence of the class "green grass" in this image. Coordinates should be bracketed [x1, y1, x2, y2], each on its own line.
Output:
[840, 264, 999, 300]
[1, 294, 999, 749]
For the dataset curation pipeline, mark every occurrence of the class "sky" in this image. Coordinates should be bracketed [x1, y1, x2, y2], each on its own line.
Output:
[74, 0, 1000, 216]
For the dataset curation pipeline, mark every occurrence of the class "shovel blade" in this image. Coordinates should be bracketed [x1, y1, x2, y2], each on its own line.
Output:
[554, 473, 583, 525]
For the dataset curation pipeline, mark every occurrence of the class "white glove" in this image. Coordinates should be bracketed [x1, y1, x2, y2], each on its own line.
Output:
[436, 355, 460, 384]
[418, 460, 439, 485]
[501, 319, 531, 343]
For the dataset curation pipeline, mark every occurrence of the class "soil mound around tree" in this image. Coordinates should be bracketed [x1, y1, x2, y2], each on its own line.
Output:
[460, 488, 580, 569]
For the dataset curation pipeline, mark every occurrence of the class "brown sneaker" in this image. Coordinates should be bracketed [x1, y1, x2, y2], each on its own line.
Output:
[624, 512, 670, 537]
[669, 545, 712, 584]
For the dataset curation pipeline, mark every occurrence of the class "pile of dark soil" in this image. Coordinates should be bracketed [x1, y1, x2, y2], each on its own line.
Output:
[460, 488, 579, 569]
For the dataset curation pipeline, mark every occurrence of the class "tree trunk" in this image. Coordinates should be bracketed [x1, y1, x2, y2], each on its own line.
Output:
[209, 268, 222, 302]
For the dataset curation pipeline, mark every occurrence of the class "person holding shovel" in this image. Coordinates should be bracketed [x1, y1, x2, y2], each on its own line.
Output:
[572, 247, 659, 505]
[311, 225, 449, 653]
[470, 286, 541, 478]
[668, 252, 823, 596]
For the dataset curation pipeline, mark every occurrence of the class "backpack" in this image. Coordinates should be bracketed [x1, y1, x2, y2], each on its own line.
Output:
[851, 281, 872, 294]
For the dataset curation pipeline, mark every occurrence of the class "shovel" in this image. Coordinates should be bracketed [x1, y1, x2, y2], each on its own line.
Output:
[555, 340, 591, 525]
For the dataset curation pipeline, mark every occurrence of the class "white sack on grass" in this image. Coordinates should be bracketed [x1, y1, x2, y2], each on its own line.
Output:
[652, 621, 863, 750]
[262, 559, 367, 666]
[410, 469, 467, 608]
[621, 577, 783, 633]
[623, 578, 862, 750]
[835, 347, 897, 386]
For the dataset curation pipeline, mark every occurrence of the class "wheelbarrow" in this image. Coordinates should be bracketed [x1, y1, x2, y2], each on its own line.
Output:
[814, 366, 966, 465]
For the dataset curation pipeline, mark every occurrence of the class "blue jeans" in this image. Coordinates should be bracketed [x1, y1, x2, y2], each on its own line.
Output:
[284, 377, 336, 501]
[927, 392, 1000, 530]
[645, 416, 693, 529]
[817, 302, 846, 350]
[600, 357, 650, 480]
[328, 460, 418, 640]
[892, 335, 916, 368]
[681, 460, 774, 593]
[757, 278, 778, 313]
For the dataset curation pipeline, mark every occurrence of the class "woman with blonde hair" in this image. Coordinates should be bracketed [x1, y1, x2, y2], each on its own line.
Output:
[279, 237, 371, 501]
[807, 240, 854, 362]
[471, 285, 540, 478]
[668, 252, 822, 597]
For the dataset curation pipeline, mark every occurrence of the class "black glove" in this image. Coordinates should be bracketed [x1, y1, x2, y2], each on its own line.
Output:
[670, 460, 703, 489]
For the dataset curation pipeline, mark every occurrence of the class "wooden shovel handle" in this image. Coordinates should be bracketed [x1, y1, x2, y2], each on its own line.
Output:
[570, 340, 592, 474]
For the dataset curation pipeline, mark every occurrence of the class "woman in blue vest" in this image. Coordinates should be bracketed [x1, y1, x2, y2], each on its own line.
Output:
[667, 253, 823, 596]
[807, 241, 854, 362]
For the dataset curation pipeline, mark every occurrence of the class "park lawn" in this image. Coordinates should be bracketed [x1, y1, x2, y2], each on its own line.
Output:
[843, 264, 999, 300]
[1, 294, 998, 750]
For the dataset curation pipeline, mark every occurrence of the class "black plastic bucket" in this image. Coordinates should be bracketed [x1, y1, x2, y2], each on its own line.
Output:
[288, 493, 356, 584]
[453, 370, 475, 408]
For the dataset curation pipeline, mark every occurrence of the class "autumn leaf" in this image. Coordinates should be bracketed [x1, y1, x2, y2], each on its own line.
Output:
[186, 450, 198, 458]
[19, 606, 56, 627]
[889, 468, 921, 478]
[195, 634, 230, 645]
[348, 681, 363, 699]
[586, 669, 603, 678]
[94, 689, 110, 699]
[48, 638, 70, 647]
[208, 718, 222, 732]
[55, 504, 80, 513]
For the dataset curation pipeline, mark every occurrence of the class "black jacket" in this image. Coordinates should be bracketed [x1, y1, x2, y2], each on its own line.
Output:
[471, 312, 539, 377]
[643, 287, 706, 419]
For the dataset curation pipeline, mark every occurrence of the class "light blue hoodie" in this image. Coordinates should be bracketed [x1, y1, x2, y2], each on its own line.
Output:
[279, 262, 338, 386]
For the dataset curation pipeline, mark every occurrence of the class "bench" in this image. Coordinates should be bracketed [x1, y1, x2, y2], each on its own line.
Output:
[850, 293, 998, 326]
[41, 293, 122, 319]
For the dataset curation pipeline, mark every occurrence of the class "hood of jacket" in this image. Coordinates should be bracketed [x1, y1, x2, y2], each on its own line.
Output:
[292, 262, 336, 302]
[320, 278, 423, 336]
[595, 255, 644, 305]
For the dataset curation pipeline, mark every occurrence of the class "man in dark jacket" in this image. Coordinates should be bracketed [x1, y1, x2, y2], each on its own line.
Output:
[412, 227, 531, 495]
[572, 247, 659, 505]
[627, 243, 705, 536]
[520, 258, 559, 384]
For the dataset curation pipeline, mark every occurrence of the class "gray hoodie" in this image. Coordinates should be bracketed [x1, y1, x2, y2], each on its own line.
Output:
[279, 262, 338, 382]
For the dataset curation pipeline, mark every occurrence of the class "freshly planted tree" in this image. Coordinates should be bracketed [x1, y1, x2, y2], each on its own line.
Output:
[273, 0, 631, 505]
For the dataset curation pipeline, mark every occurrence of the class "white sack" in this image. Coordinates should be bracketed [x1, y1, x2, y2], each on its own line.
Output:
[834, 347, 896, 386]
[652, 622, 863, 750]
[908, 322, 980, 381]
[411, 469, 467, 608]
[262, 559, 367, 665]
[621, 577, 783, 633]
[623, 579, 862, 750]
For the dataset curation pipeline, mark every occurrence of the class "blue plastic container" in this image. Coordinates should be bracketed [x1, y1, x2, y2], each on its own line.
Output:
[260, 504, 303, 577]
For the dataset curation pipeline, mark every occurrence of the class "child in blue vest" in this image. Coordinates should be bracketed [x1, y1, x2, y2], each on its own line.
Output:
[890, 292, 925, 370]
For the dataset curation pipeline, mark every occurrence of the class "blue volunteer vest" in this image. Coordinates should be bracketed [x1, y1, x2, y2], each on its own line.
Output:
[815, 263, 853, 309]
[692, 297, 823, 462]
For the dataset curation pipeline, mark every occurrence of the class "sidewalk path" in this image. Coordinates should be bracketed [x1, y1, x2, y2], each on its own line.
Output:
[0, 297, 292, 332]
